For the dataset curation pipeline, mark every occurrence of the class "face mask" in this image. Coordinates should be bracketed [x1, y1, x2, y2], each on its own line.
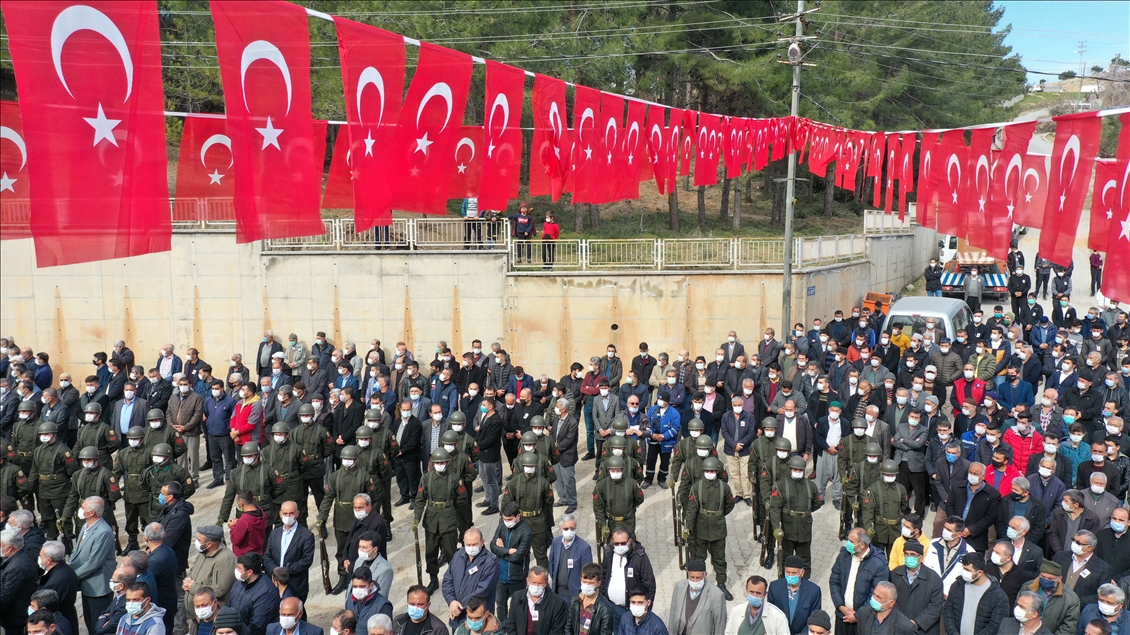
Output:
[882, 474, 897, 484]
[240, 456, 255, 466]
[1063, 500, 1075, 513]
[792, 470, 806, 480]
[1093, 453, 1106, 463]
[124, 389, 137, 400]
[897, 396, 908, 406]
[1038, 466, 1054, 478]
[407, 605, 428, 621]
[351, 586, 373, 601]
[1077, 382, 1088, 391]
[865, 414, 876, 423]
[342, 458, 356, 469]
[579, 583, 599, 597]
[1091, 483, 1108, 495]
[629, 604, 647, 618]
[964, 370, 974, 380]
[967, 474, 981, 486]
[715, 355, 725, 363]
[946, 453, 959, 464]
[868, 456, 880, 464]
[961, 570, 977, 583]
[628, 406, 639, 414]
[39, 434, 53, 444]
[696, 363, 705, 370]
[704, 471, 719, 481]
[938, 433, 950, 442]
[126, 601, 145, 616]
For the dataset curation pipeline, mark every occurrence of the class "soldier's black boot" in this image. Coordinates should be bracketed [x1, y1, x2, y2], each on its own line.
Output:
[719, 583, 733, 601]
[331, 576, 350, 595]
[426, 576, 439, 594]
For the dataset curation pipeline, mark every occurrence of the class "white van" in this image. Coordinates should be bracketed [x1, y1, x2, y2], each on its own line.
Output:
[881, 297, 973, 342]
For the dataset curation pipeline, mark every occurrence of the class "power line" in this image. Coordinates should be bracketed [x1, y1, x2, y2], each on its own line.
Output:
[160, 0, 719, 17]
[816, 11, 1127, 40]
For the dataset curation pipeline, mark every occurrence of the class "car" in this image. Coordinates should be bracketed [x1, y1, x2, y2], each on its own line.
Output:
[881, 297, 974, 343]
[939, 255, 1009, 301]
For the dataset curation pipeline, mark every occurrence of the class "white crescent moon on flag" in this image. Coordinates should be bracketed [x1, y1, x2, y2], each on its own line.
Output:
[0, 126, 28, 170]
[1023, 167, 1041, 191]
[947, 154, 962, 188]
[240, 40, 293, 115]
[1060, 134, 1080, 185]
[1101, 179, 1116, 205]
[51, 5, 134, 100]
[455, 137, 475, 161]
[548, 102, 563, 141]
[975, 154, 990, 192]
[578, 108, 595, 143]
[346, 148, 353, 168]
[627, 121, 640, 152]
[200, 134, 233, 168]
[923, 151, 932, 180]
[1004, 155, 1022, 198]
[488, 93, 510, 137]
[356, 66, 386, 127]
[604, 117, 618, 149]
[417, 83, 454, 132]
[1122, 161, 1130, 211]
[698, 125, 708, 148]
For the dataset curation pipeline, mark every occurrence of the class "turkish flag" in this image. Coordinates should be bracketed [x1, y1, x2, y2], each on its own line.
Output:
[0, 100, 31, 240]
[174, 114, 235, 222]
[1100, 112, 1130, 303]
[897, 134, 915, 219]
[479, 61, 524, 210]
[963, 128, 994, 246]
[694, 113, 722, 187]
[867, 132, 886, 207]
[389, 43, 472, 214]
[2, 1, 169, 265]
[934, 130, 968, 239]
[916, 132, 940, 229]
[678, 109, 696, 178]
[448, 126, 483, 199]
[619, 100, 647, 200]
[984, 122, 1036, 258]
[837, 132, 865, 192]
[1014, 154, 1049, 229]
[570, 85, 602, 204]
[645, 105, 668, 195]
[883, 135, 902, 213]
[755, 120, 773, 172]
[1039, 112, 1103, 266]
[322, 127, 355, 209]
[597, 92, 625, 204]
[334, 17, 405, 229]
[531, 74, 569, 201]
[1089, 160, 1119, 251]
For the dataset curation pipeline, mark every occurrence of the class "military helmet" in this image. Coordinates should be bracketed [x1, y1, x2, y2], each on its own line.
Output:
[126, 426, 146, 439]
[37, 421, 58, 435]
[865, 442, 883, 456]
[240, 442, 261, 456]
[530, 415, 546, 428]
[364, 408, 382, 421]
[152, 443, 173, 457]
[608, 435, 628, 449]
[147, 409, 164, 422]
[84, 402, 103, 415]
[354, 426, 373, 439]
[78, 446, 100, 460]
[787, 455, 807, 471]
[448, 411, 467, 425]
[431, 448, 451, 464]
[688, 418, 704, 432]
[340, 445, 360, 460]
[440, 430, 460, 445]
[694, 435, 715, 450]
[298, 404, 316, 416]
[702, 457, 723, 472]
[270, 422, 291, 435]
[17, 400, 36, 412]
[880, 459, 899, 475]
[852, 417, 868, 430]
[774, 437, 793, 452]
[604, 455, 626, 470]
[762, 416, 778, 429]
[520, 431, 538, 445]
[519, 452, 540, 468]
[611, 418, 629, 433]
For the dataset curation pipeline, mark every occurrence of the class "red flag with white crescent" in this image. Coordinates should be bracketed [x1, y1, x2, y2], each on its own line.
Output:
[596, 92, 625, 204]
[963, 128, 994, 245]
[448, 126, 483, 199]
[0, 100, 32, 240]
[322, 127, 355, 210]
[1100, 112, 1130, 303]
[531, 74, 570, 201]
[933, 130, 968, 239]
[1039, 112, 1103, 266]
[570, 85, 602, 204]
[334, 17, 405, 229]
[694, 112, 722, 187]
[916, 132, 940, 229]
[174, 114, 235, 222]
[897, 134, 916, 219]
[985, 122, 1036, 257]
[619, 100, 646, 200]
[1089, 159, 1119, 251]
[1014, 154, 1049, 229]
[645, 105, 668, 195]
[479, 61, 524, 210]
[2, 0, 170, 265]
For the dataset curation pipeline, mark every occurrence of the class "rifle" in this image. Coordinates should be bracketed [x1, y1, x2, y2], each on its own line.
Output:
[671, 490, 682, 548]
[758, 509, 773, 569]
[595, 521, 604, 565]
[319, 527, 332, 595]
[114, 522, 123, 556]
[412, 523, 424, 587]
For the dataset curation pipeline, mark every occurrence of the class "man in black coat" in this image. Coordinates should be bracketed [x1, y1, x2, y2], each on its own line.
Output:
[0, 526, 38, 635]
[263, 501, 316, 602]
[391, 401, 423, 507]
[36, 540, 80, 634]
[943, 553, 1009, 635]
[1096, 506, 1130, 581]
[93, 566, 135, 635]
[1047, 491, 1103, 554]
[256, 332, 285, 380]
[924, 259, 944, 297]
[153, 482, 194, 575]
[343, 494, 390, 565]
[1053, 528, 1111, 605]
[944, 462, 1002, 552]
[995, 476, 1048, 546]
[984, 541, 1035, 606]
[506, 566, 569, 635]
[599, 529, 656, 604]
[889, 541, 944, 635]
[475, 399, 504, 515]
[855, 580, 919, 635]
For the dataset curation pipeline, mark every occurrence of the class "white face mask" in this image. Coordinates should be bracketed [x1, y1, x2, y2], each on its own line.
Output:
[39, 435, 53, 444]
[124, 390, 136, 400]
[967, 474, 981, 486]
[609, 470, 624, 480]
[901, 526, 914, 538]
[1038, 467, 1054, 478]
[85, 413, 98, 422]
[696, 448, 709, 457]
[883, 474, 897, 483]
[281, 515, 297, 527]
[581, 583, 598, 597]
[242, 456, 255, 465]
[342, 459, 356, 468]
[435, 463, 448, 473]
[704, 471, 718, 481]
[195, 606, 215, 621]
[352, 586, 372, 600]
[279, 616, 298, 631]
[777, 450, 789, 460]
[630, 604, 647, 618]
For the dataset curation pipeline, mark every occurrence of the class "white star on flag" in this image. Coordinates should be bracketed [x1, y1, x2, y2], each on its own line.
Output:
[488, 141, 496, 158]
[256, 116, 283, 150]
[208, 170, 225, 185]
[1059, 193, 1066, 210]
[364, 130, 375, 157]
[415, 132, 433, 154]
[584, 146, 592, 160]
[1025, 193, 1033, 203]
[0, 172, 14, 193]
[84, 103, 121, 147]
[1121, 209, 1130, 241]
[456, 163, 467, 174]
[628, 153, 634, 165]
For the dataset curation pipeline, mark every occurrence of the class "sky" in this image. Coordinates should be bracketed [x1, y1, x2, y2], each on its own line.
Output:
[994, 1, 1129, 84]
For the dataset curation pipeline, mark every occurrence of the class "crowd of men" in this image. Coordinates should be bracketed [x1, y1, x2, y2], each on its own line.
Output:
[2, 270, 1130, 635]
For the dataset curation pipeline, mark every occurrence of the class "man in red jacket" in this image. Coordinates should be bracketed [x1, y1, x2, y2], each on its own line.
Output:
[228, 489, 266, 556]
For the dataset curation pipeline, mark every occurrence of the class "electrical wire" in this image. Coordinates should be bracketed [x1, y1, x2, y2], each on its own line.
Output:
[160, 0, 719, 17]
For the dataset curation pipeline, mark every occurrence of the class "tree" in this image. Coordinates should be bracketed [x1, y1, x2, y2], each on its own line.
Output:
[1091, 65, 1104, 74]
[1059, 71, 1078, 80]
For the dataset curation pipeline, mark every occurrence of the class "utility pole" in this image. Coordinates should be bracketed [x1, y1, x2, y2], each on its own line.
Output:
[779, 1, 817, 337]
[1076, 40, 1087, 111]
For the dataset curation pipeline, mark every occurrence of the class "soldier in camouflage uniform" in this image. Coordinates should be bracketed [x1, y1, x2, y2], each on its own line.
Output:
[769, 455, 823, 577]
[668, 418, 706, 482]
[529, 416, 560, 466]
[511, 431, 556, 484]
[682, 456, 736, 600]
[75, 402, 119, 468]
[837, 418, 875, 539]
[142, 443, 196, 519]
[502, 451, 555, 569]
[218, 442, 284, 525]
[63, 446, 123, 545]
[439, 429, 478, 538]
[113, 426, 151, 551]
[317, 445, 374, 590]
[11, 401, 40, 510]
[597, 435, 644, 482]
[143, 409, 186, 459]
[262, 422, 304, 525]
[676, 435, 729, 507]
[0, 441, 30, 501]
[845, 442, 885, 534]
[758, 436, 793, 570]
[412, 448, 466, 593]
[355, 425, 391, 517]
[361, 408, 398, 526]
[592, 455, 645, 541]
[30, 422, 78, 540]
[295, 403, 333, 525]
[861, 459, 910, 557]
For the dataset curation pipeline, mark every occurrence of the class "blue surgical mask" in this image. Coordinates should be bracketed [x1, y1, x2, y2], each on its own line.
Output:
[466, 619, 484, 632]
[1063, 415, 1076, 425]
[480, 405, 488, 413]
[905, 556, 919, 569]
[158, 493, 167, 506]
[1113, 522, 1127, 534]
[747, 594, 763, 607]
[407, 605, 427, 621]
[844, 540, 856, 555]
[869, 597, 883, 611]
[1038, 577, 1057, 590]
[785, 575, 800, 586]
[945, 453, 958, 464]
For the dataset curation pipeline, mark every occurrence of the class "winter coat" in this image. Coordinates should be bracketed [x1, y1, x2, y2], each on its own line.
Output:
[943, 578, 1009, 635]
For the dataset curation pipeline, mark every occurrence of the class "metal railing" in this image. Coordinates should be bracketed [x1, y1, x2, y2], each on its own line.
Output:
[509, 239, 584, 271]
[261, 219, 338, 251]
[863, 208, 916, 235]
[169, 197, 238, 230]
[340, 219, 412, 249]
[587, 239, 657, 269]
